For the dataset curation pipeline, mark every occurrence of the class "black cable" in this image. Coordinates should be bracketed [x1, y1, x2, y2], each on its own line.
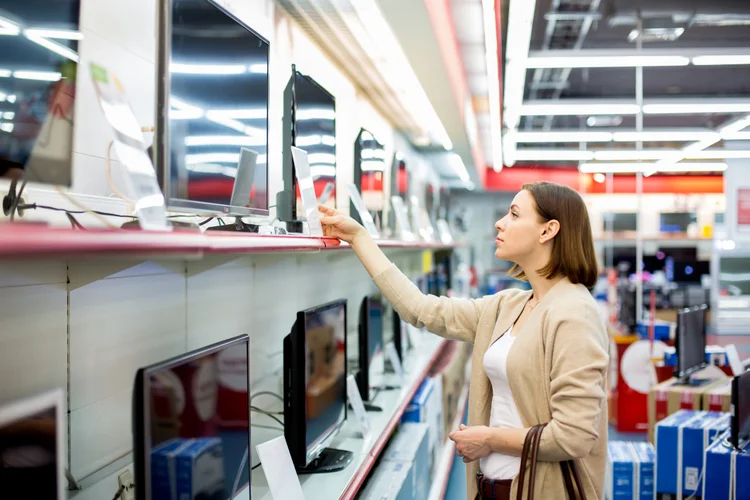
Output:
[17, 203, 138, 220]
[250, 391, 283, 402]
[251, 408, 284, 427]
[252, 462, 262, 470]
[199, 217, 214, 226]
[9, 178, 28, 222]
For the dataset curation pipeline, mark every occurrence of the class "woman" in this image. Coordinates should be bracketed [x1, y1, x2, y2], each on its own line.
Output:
[318, 181, 608, 500]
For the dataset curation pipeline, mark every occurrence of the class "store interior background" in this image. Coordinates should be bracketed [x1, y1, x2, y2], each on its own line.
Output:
[0, 0, 749, 498]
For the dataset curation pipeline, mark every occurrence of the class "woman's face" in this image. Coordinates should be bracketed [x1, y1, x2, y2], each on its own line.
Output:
[494, 189, 545, 262]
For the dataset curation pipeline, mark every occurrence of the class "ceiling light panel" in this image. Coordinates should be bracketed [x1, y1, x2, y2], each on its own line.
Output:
[525, 55, 689, 69]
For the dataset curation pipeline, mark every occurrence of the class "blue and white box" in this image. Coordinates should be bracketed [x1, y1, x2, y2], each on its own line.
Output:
[704, 431, 750, 500]
[606, 441, 656, 500]
[174, 437, 226, 500]
[384, 423, 429, 500]
[360, 460, 415, 500]
[151, 438, 195, 500]
[655, 410, 730, 500]
[402, 377, 434, 424]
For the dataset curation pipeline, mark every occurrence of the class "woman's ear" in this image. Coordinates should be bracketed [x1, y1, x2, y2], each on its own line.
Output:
[539, 219, 560, 244]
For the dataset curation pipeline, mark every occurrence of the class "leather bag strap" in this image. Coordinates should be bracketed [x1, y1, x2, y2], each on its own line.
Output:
[515, 424, 545, 500]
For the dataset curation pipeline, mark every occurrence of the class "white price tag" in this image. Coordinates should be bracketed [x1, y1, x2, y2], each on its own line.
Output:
[348, 183, 380, 238]
[346, 374, 370, 439]
[390, 196, 415, 241]
[255, 436, 306, 500]
[386, 343, 404, 381]
[291, 147, 324, 237]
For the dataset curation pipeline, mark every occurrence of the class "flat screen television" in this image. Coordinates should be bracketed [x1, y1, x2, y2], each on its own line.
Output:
[356, 295, 385, 402]
[0, 389, 65, 500]
[731, 370, 750, 450]
[602, 212, 637, 232]
[0, 1, 80, 186]
[352, 129, 385, 227]
[155, 0, 270, 216]
[674, 305, 708, 383]
[387, 153, 409, 232]
[133, 335, 250, 500]
[279, 66, 336, 226]
[659, 212, 697, 233]
[284, 299, 352, 473]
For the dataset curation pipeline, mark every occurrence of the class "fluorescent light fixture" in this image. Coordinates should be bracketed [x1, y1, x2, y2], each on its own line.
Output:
[361, 148, 386, 160]
[307, 153, 336, 165]
[593, 173, 606, 183]
[7, 95, 15, 103]
[205, 109, 267, 120]
[587, 116, 623, 127]
[612, 130, 720, 142]
[692, 55, 750, 66]
[12, 70, 61, 81]
[295, 135, 336, 147]
[482, 0, 503, 172]
[512, 130, 614, 143]
[24, 32, 79, 62]
[23, 29, 82, 40]
[295, 109, 335, 121]
[0, 69, 10, 78]
[524, 55, 689, 69]
[360, 160, 386, 172]
[170, 97, 204, 120]
[643, 102, 750, 114]
[503, 132, 518, 166]
[2, 112, 15, 120]
[248, 64, 268, 74]
[722, 132, 750, 140]
[449, 153, 470, 182]
[171, 63, 246, 75]
[310, 166, 336, 177]
[184, 135, 265, 147]
[594, 149, 750, 161]
[0, 17, 20, 36]
[720, 114, 750, 134]
[514, 149, 595, 161]
[0, 93, 5, 102]
[580, 162, 727, 173]
[520, 102, 640, 116]
[186, 163, 237, 178]
[0, 123, 14, 133]
[502, 0, 536, 136]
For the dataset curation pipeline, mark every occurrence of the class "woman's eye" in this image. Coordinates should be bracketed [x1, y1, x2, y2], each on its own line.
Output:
[511, 212, 518, 218]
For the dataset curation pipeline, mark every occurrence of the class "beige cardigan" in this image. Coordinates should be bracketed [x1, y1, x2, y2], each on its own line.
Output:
[373, 265, 609, 500]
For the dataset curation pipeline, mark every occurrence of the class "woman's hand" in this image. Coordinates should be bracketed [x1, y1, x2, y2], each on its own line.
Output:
[317, 204, 368, 245]
[449, 424, 492, 463]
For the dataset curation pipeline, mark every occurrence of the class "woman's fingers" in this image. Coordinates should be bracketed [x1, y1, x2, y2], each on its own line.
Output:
[317, 204, 336, 216]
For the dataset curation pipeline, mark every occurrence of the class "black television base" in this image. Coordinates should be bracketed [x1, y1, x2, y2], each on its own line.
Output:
[673, 376, 712, 388]
[296, 448, 353, 474]
[205, 217, 260, 233]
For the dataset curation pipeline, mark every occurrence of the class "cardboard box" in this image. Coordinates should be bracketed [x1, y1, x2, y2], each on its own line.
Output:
[360, 460, 414, 500]
[427, 375, 445, 471]
[384, 423, 430, 500]
[703, 431, 733, 500]
[606, 441, 656, 500]
[151, 438, 195, 500]
[702, 379, 732, 412]
[655, 410, 729, 500]
[174, 437, 226, 500]
[647, 377, 728, 443]
[402, 377, 434, 424]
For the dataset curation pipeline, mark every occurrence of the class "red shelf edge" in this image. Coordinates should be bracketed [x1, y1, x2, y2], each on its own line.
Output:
[339, 338, 449, 500]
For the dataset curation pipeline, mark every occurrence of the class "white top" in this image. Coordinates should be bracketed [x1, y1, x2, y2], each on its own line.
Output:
[480, 326, 524, 480]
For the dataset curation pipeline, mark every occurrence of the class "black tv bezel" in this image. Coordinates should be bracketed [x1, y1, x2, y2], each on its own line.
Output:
[133, 334, 250, 500]
[732, 371, 750, 450]
[356, 295, 384, 402]
[155, 0, 271, 216]
[279, 65, 337, 223]
[284, 299, 348, 467]
[673, 304, 709, 381]
[392, 307, 404, 362]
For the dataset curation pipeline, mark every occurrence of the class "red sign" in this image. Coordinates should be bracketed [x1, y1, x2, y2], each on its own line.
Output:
[738, 188, 750, 228]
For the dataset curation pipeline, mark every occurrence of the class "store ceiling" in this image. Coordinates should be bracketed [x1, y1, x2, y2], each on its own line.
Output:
[504, 0, 750, 174]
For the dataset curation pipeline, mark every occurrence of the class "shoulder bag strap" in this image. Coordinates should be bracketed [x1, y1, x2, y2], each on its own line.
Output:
[560, 460, 588, 500]
[516, 424, 545, 500]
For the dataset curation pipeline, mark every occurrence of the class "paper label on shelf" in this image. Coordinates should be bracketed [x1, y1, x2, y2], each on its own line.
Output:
[347, 183, 380, 238]
[385, 343, 404, 382]
[291, 146, 323, 237]
[255, 436, 305, 500]
[346, 374, 370, 439]
[391, 196, 415, 241]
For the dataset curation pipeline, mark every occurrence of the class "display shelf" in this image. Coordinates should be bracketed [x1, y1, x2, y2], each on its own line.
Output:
[427, 377, 471, 500]
[242, 335, 448, 500]
[0, 224, 457, 259]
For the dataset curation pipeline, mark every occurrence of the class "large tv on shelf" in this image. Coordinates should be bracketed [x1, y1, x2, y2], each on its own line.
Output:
[355, 295, 385, 403]
[278, 66, 336, 227]
[352, 129, 385, 227]
[284, 299, 352, 474]
[155, 0, 270, 216]
[731, 370, 750, 450]
[674, 305, 708, 383]
[0, 1, 80, 186]
[133, 335, 250, 500]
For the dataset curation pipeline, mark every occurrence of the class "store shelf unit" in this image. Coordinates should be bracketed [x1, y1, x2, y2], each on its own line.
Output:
[0, 224, 457, 258]
[428, 377, 471, 500]
[243, 335, 449, 500]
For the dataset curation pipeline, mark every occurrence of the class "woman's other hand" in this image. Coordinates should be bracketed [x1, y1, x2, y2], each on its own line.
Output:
[449, 424, 492, 463]
[318, 204, 367, 245]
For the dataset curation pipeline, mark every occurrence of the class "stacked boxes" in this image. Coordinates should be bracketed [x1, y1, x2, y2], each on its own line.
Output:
[402, 377, 442, 472]
[702, 380, 732, 413]
[359, 460, 414, 500]
[655, 410, 730, 500]
[606, 441, 656, 500]
[382, 423, 430, 500]
[703, 430, 750, 500]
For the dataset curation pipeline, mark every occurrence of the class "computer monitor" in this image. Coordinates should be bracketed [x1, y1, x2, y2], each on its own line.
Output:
[352, 129, 386, 227]
[356, 296, 385, 402]
[279, 66, 336, 226]
[133, 335, 250, 500]
[387, 303, 408, 362]
[659, 212, 697, 233]
[284, 300, 352, 473]
[731, 370, 750, 450]
[155, 0, 270, 216]
[602, 212, 637, 232]
[0, 389, 65, 500]
[674, 305, 708, 383]
[0, 2, 80, 186]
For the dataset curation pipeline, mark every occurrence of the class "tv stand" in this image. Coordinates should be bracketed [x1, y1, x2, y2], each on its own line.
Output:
[674, 377, 712, 388]
[205, 217, 260, 233]
[296, 448, 353, 474]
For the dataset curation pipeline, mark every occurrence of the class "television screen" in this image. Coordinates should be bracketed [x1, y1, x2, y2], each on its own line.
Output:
[719, 257, 750, 296]
[660, 212, 697, 233]
[158, 0, 269, 215]
[355, 129, 386, 214]
[732, 371, 750, 449]
[672, 260, 710, 283]
[366, 298, 384, 395]
[303, 302, 346, 452]
[602, 213, 637, 232]
[675, 305, 707, 380]
[0, 1, 80, 186]
[294, 70, 336, 213]
[134, 335, 250, 500]
[0, 390, 65, 500]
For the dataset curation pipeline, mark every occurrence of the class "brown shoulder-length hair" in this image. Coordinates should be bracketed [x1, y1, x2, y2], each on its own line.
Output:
[509, 181, 599, 289]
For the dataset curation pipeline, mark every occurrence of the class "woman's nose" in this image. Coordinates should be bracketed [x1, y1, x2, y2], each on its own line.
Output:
[495, 219, 504, 231]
